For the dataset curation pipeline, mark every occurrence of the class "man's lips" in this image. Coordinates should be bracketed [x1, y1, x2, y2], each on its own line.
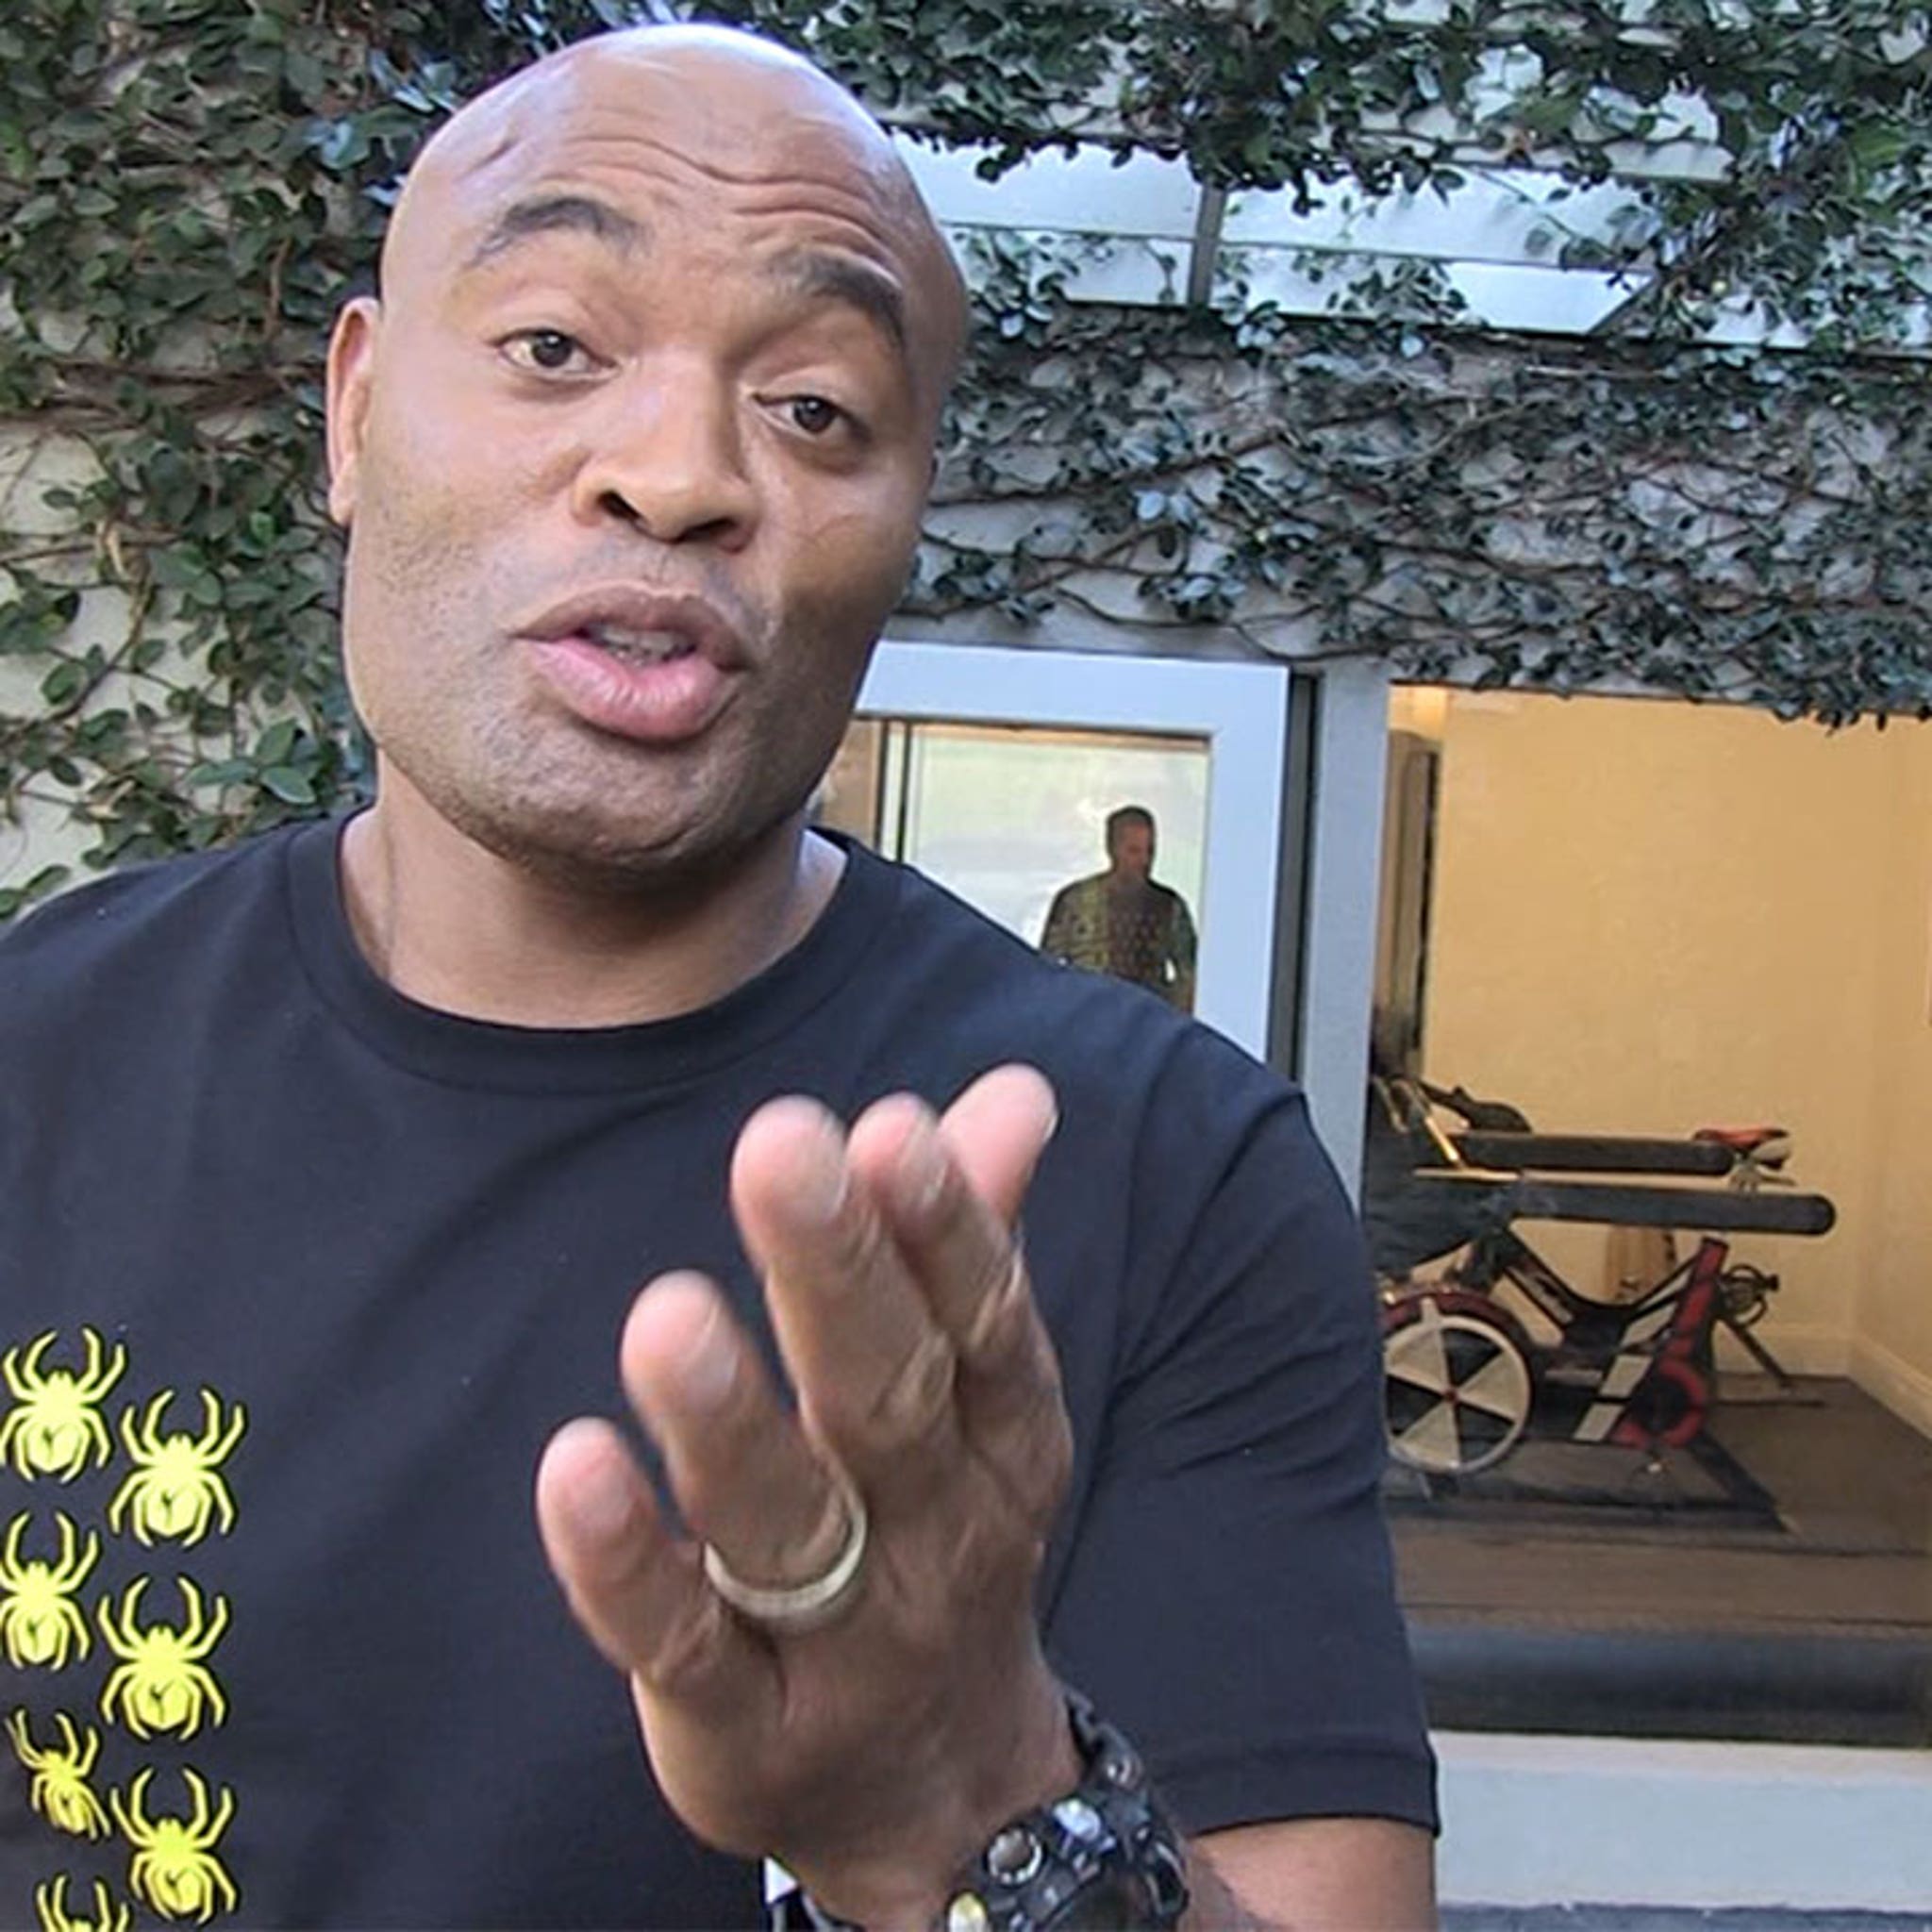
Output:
[515, 586, 749, 668]
[515, 587, 749, 745]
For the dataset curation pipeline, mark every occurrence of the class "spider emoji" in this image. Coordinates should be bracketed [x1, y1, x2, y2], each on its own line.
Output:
[0, 1512, 100, 1670]
[108, 1390, 245, 1547]
[110, 1766, 238, 1924]
[1, 1329, 127, 1482]
[97, 1575, 230, 1740]
[6, 1707, 110, 1839]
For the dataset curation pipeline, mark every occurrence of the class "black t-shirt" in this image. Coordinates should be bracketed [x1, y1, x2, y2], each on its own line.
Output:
[0, 823, 1433, 1929]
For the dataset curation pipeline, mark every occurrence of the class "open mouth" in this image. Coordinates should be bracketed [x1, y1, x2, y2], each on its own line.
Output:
[583, 622, 698, 667]
[523, 596, 738, 745]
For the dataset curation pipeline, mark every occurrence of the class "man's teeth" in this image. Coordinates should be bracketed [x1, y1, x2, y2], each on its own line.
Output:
[585, 625, 695, 664]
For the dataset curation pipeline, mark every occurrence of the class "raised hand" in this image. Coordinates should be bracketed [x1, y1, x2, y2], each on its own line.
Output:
[534, 1064, 1080, 1929]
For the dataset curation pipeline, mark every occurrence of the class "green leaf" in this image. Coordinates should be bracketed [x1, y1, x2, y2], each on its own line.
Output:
[187, 759, 254, 789]
[259, 765, 317, 806]
[40, 661, 86, 708]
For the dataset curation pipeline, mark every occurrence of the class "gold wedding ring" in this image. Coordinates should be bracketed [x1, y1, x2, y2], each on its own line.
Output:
[702, 1467, 870, 1633]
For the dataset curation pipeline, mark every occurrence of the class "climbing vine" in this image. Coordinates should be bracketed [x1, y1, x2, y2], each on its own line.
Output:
[3, 0, 1929, 911]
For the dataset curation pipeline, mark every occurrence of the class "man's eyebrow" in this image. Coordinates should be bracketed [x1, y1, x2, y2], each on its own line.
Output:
[766, 248, 910, 361]
[464, 194, 648, 269]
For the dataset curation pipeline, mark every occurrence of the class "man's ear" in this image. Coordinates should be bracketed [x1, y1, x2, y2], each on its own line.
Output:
[325, 297, 382, 527]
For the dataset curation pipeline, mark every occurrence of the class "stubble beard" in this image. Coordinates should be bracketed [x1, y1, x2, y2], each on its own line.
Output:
[341, 474, 898, 907]
[344, 553, 819, 906]
[399, 699, 830, 907]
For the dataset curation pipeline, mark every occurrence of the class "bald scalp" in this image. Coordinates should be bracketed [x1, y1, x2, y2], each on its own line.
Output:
[378, 24, 967, 385]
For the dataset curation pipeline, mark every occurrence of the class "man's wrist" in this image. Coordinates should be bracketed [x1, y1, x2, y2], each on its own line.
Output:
[934, 1690, 1189, 1932]
[786, 1670, 1082, 1930]
[782, 1684, 1188, 1932]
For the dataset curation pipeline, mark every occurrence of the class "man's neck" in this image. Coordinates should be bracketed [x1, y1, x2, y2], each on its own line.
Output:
[338, 788, 843, 1029]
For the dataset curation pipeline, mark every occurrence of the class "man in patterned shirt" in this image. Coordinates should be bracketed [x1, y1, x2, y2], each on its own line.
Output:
[1039, 806, 1199, 1011]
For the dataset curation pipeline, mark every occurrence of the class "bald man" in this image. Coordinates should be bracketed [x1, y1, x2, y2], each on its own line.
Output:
[0, 25, 1435, 1932]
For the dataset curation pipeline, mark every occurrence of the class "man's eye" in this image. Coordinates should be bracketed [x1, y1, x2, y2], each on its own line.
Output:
[785, 395, 845, 436]
[503, 330, 592, 375]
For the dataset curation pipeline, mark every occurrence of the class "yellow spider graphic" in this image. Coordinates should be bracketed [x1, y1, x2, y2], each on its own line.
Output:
[34, 1874, 131, 1932]
[0, 1513, 100, 1669]
[97, 1576, 229, 1739]
[1, 1329, 127, 1481]
[108, 1391, 245, 1546]
[110, 1766, 237, 1924]
[6, 1707, 110, 1838]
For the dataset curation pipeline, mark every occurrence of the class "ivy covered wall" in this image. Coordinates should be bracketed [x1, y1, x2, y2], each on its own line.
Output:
[4, 0, 1929, 912]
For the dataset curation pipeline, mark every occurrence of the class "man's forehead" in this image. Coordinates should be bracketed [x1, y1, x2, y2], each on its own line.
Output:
[391, 29, 926, 283]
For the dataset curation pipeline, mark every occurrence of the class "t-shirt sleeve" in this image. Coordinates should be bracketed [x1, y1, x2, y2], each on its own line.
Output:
[1040, 1043, 1438, 1839]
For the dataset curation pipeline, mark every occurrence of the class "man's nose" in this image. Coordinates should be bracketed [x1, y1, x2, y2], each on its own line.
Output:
[571, 366, 758, 547]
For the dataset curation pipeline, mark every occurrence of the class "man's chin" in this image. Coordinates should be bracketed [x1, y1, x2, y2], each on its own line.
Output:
[424, 777, 801, 904]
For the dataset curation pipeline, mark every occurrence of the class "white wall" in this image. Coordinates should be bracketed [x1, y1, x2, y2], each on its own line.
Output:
[1411, 687, 1932, 1427]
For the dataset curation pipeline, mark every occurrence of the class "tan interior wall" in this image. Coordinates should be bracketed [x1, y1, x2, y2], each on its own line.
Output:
[1857, 727, 1932, 1428]
[1411, 688, 1932, 1427]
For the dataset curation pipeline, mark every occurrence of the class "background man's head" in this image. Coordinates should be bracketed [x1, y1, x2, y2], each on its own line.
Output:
[324, 25, 968, 891]
[1105, 806, 1157, 881]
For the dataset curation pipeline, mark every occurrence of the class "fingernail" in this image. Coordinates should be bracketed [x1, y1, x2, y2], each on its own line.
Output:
[791, 1137, 850, 1225]
[570, 1447, 639, 1543]
[680, 1300, 739, 1411]
[902, 1125, 947, 1216]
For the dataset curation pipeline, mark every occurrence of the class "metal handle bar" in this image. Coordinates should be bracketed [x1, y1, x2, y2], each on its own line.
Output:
[1450, 1132, 1738, 1176]
[1406, 1170, 1836, 1236]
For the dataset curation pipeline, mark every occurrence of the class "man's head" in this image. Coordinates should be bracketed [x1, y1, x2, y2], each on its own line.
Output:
[1104, 806, 1156, 881]
[325, 25, 967, 891]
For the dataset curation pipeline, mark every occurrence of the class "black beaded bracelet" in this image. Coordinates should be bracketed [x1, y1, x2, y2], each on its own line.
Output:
[937, 1691, 1188, 1932]
[770, 1692, 1189, 1932]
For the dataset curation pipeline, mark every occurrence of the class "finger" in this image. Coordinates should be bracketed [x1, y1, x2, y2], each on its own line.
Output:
[533, 1414, 762, 1708]
[934, 1064, 1058, 1227]
[846, 1095, 1071, 1526]
[849, 1076, 1057, 1373]
[729, 1097, 961, 1487]
[619, 1271, 853, 1593]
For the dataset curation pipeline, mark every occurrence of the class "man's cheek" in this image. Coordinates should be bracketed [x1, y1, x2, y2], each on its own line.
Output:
[358, 449, 497, 578]
[377, 391, 539, 520]
[797, 501, 923, 618]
